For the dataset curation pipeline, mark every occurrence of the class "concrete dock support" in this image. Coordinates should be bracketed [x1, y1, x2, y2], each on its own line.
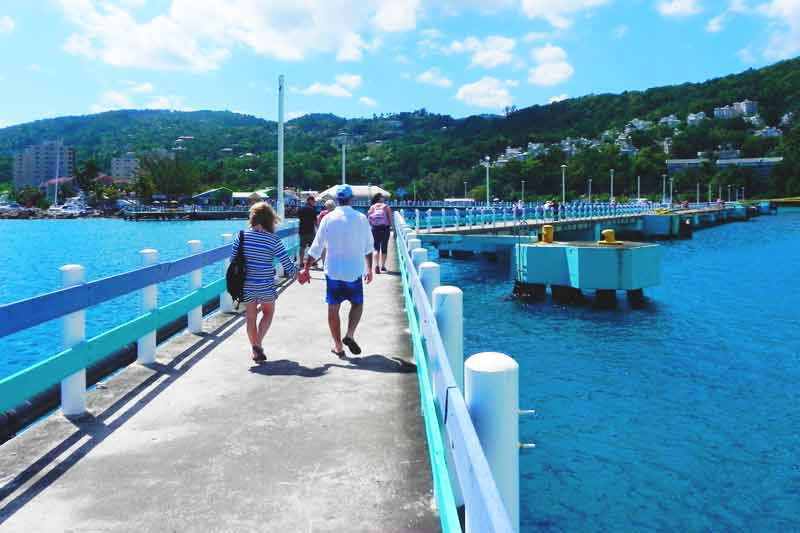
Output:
[137, 249, 159, 364]
[419, 262, 440, 303]
[187, 240, 203, 333]
[219, 234, 234, 313]
[408, 238, 422, 251]
[60, 264, 86, 417]
[412, 248, 428, 272]
[465, 352, 519, 533]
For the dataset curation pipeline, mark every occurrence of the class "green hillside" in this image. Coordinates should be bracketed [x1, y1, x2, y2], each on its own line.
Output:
[1, 57, 799, 200]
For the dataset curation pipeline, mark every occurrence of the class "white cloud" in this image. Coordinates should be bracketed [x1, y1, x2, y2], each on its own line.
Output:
[0, 15, 14, 33]
[548, 93, 569, 103]
[28, 64, 41, 72]
[528, 43, 574, 86]
[301, 82, 352, 98]
[287, 111, 308, 120]
[57, 0, 421, 72]
[359, 96, 378, 107]
[448, 35, 516, 68]
[420, 28, 443, 39]
[613, 24, 629, 38]
[505, 79, 520, 87]
[519, 0, 611, 28]
[335, 73, 362, 90]
[90, 90, 134, 113]
[758, 0, 800, 60]
[657, 0, 702, 17]
[523, 31, 556, 42]
[416, 67, 453, 87]
[145, 95, 186, 110]
[737, 46, 756, 63]
[455, 77, 513, 109]
[395, 54, 411, 64]
[126, 81, 155, 93]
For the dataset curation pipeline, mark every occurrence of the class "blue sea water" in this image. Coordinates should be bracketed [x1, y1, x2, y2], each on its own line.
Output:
[0, 218, 250, 379]
[437, 208, 800, 531]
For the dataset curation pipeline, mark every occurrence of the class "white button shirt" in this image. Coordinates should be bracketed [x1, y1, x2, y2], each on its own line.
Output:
[307, 206, 374, 282]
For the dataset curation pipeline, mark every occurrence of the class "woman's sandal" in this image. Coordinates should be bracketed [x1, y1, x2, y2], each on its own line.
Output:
[252, 346, 267, 363]
[331, 349, 347, 360]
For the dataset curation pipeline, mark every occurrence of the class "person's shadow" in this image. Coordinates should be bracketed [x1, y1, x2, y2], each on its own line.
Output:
[247, 354, 415, 378]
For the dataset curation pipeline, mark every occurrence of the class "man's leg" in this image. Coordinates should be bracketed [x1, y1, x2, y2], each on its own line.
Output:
[346, 303, 363, 340]
[328, 304, 343, 352]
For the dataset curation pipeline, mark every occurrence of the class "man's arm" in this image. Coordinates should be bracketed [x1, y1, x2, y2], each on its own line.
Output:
[363, 217, 375, 284]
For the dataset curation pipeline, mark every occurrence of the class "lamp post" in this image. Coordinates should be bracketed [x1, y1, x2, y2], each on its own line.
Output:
[662, 174, 667, 204]
[588, 178, 592, 203]
[696, 181, 700, 205]
[338, 132, 348, 185]
[727, 184, 731, 202]
[560, 164, 566, 204]
[669, 177, 674, 205]
[521, 180, 526, 204]
[277, 75, 285, 218]
[483, 156, 491, 206]
[464, 181, 468, 199]
[708, 183, 712, 204]
[609, 168, 615, 201]
[637, 175, 641, 201]
[741, 186, 745, 202]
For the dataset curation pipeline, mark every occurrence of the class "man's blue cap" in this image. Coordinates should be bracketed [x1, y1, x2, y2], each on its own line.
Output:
[335, 184, 353, 199]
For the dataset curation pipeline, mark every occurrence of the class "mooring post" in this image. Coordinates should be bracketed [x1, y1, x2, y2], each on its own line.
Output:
[137, 249, 159, 364]
[408, 238, 422, 252]
[465, 352, 520, 533]
[219, 234, 234, 313]
[60, 264, 87, 417]
[419, 261, 441, 304]
[411, 247, 428, 272]
[187, 240, 203, 333]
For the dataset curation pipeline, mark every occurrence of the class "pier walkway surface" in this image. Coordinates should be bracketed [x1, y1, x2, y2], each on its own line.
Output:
[0, 245, 438, 532]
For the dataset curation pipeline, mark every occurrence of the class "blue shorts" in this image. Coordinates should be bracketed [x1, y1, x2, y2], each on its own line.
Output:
[326, 276, 364, 305]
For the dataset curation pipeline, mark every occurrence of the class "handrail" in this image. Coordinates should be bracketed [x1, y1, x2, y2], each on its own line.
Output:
[0, 226, 296, 339]
[395, 213, 514, 533]
[0, 225, 299, 415]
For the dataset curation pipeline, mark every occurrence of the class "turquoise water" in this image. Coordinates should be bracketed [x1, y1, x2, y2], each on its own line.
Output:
[0, 219, 250, 379]
[438, 209, 800, 531]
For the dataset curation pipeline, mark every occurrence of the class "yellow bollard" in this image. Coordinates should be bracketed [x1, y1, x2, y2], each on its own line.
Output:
[597, 229, 622, 245]
[541, 225, 554, 244]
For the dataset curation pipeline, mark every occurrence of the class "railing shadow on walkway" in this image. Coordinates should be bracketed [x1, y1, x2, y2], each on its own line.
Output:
[248, 353, 416, 379]
[0, 313, 246, 525]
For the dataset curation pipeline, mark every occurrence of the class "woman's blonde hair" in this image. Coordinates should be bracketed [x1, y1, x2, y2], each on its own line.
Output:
[249, 201, 279, 232]
[325, 199, 336, 210]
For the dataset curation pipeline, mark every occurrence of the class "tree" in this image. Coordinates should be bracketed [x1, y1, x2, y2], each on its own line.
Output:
[139, 155, 200, 200]
[75, 159, 100, 191]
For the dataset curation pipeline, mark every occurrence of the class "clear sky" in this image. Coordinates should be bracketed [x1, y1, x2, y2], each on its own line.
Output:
[0, 0, 797, 127]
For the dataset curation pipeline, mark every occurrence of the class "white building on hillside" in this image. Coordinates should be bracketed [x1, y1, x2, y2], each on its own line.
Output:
[714, 105, 737, 119]
[733, 99, 758, 116]
[687, 112, 707, 126]
[659, 114, 681, 128]
[111, 152, 140, 179]
[755, 127, 783, 138]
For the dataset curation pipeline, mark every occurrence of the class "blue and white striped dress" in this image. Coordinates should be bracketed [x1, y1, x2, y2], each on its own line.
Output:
[231, 229, 297, 303]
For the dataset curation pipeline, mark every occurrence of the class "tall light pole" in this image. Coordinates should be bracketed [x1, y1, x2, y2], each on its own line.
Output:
[54, 140, 62, 206]
[696, 181, 700, 205]
[277, 75, 285, 218]
[741, 186, 745, 202]
[662, 174, 667, 204]
[561, 164, 567, 204]
[521, 180, 526, 203]
[727, 184, 731, 202]
[669, 177, 674, 205]
[610, 168, 615, 201]
[588, 178, 592, 202]
[340, 135, 347, 185]
[464, 181, 468, 199]
[637, 175, 641, 201]
[708, 183, 712, 203]
[483, 156, 491, 206]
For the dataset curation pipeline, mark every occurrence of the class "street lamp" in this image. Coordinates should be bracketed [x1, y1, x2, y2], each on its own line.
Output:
[521, 180, 526, 203]
[669, 177, 674, 205]
[727, 184, 731, 202]
[610, 168, 615, 201]
[561, 164, 567, 204]
[337, 132, 348, 185]
[483, 156, 491, 206]
[662, 174, 667, 204]
[464, 181, 468, 199]
[588, 178, 592, 202]
[741, 186, 745, 201]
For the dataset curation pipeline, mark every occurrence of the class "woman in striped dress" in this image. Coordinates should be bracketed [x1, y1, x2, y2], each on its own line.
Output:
[231, 202, 298, 363]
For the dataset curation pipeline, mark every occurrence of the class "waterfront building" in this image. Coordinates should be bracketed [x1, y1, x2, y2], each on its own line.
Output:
[659, 114, 681, 128]
[666, 158, 710, 175]
[733, 99, 758, 116]
[111, 152, 140, 179]
[12, 140, 76, 189]
[714, 105, 737, 119]
[687, 112, 707, 126]
[717, 145, 741, 159]
[715, 157, 783, 176]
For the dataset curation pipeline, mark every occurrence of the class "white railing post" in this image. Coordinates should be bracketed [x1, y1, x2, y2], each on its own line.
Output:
[220, 234, 234, 313]
[426, 209, 432, 232]
[408, 238, 422, 251]
[411, 247, 428, 272]
[415, 209, 420, 231]
[433, 286, 463, 391]
[187, 240, 203, 333]
[60, 264, 86, 417]
[454, 208, 460, 230]
[137, 249, 159, 364]
[465, 352, 520, 533]
[441, 208, 446, 230]
[419, 261, 440, 303]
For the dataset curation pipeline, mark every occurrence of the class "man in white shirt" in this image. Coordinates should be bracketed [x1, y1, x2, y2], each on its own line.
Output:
[300, 184, 374, 358]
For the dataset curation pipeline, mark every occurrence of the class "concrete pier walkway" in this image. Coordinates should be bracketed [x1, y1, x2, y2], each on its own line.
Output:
[0, 246, 438, 532]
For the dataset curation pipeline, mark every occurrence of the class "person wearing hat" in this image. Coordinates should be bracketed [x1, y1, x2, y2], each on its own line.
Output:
[300, 184, 374, 358]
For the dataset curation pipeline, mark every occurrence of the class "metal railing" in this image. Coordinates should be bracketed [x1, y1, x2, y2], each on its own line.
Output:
[0, 224, 299, 415]
[395, 213, 514, 533]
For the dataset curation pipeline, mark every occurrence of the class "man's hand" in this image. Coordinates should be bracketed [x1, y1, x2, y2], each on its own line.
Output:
[298, 269, 312, 285]
[364, 269, 373, 284]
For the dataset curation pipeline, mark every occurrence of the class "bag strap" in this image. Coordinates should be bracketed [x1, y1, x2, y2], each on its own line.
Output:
[237, 230, 245, 261]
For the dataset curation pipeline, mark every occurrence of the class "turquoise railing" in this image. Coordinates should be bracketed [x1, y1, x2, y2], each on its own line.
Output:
[0, 225, 299, 414]
[395, 213, 514, 533]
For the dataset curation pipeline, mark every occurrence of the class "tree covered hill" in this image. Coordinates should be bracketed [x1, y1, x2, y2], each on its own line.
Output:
[1, 57, 799, 199]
